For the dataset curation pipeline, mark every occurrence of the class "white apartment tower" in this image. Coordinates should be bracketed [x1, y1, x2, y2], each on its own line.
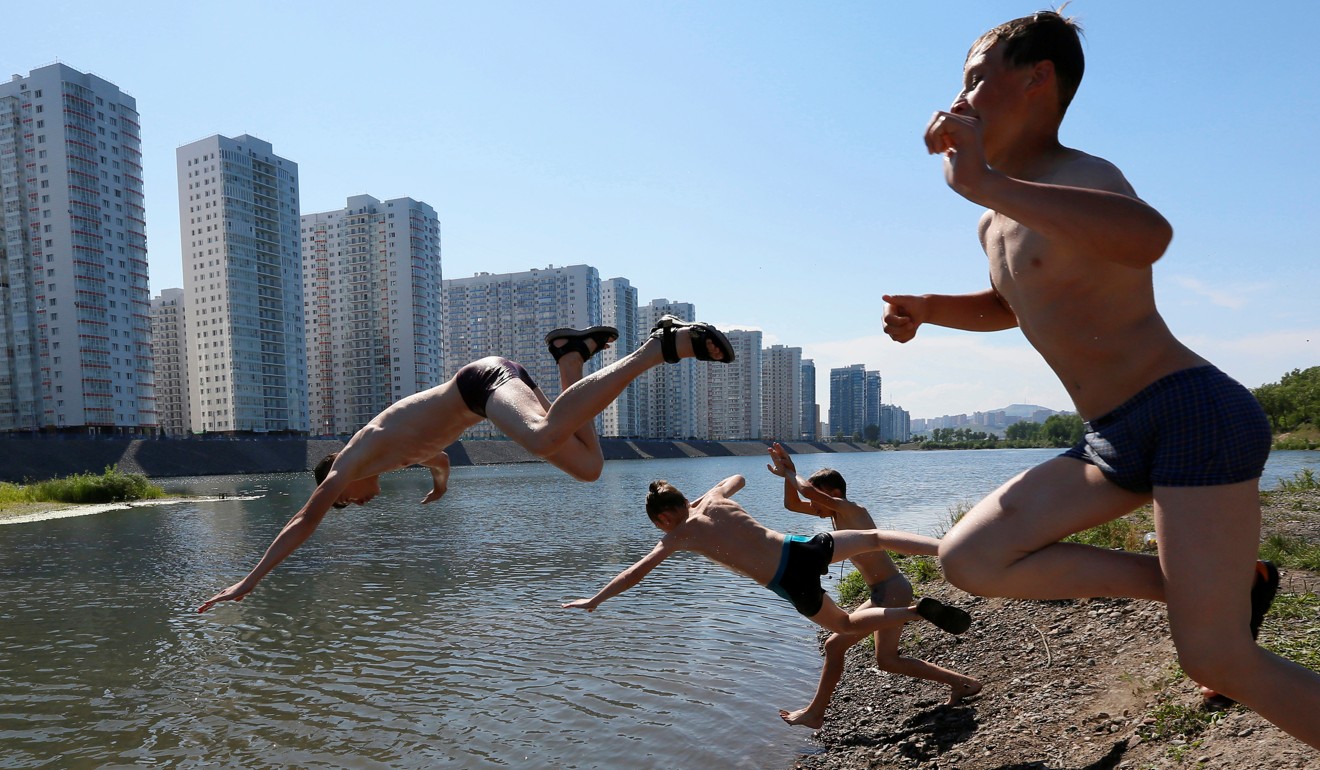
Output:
[443, 265, 602, 438]
[177, 134, 307, 434]
[761, 344, 802, 441]
[150, 288, 189, 435]
[637, 299, 705, 439]
[302, 195, 442, 435]
[705, 329, 762, 440]
[598, 277, 639, 438]
[0, 64, 155, 432]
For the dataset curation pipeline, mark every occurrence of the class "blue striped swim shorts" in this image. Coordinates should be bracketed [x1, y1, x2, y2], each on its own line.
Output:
[1060, 365, 1271, 493]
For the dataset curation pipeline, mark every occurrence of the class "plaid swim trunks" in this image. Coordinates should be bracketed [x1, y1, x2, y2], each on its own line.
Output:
[1060, 365, 1271, 493]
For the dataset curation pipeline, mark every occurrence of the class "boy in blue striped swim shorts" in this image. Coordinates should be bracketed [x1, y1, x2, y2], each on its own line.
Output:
[881, 9, 1318, 748]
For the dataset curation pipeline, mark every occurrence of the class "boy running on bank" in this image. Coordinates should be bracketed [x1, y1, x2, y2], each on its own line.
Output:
[767, 444, 980, 728]
[882, 10, 1318, 747]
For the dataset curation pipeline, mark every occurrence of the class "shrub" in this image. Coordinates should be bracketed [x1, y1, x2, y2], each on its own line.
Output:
[23, 467, 164, 505]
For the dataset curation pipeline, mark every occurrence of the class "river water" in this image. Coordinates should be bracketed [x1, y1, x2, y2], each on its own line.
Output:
[3, 449, 1317, 769]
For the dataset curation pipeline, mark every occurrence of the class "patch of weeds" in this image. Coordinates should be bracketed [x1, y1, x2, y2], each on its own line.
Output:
[934, 500, 974, 538]
[1259, 534, 1320, 571]
[1277, 468, 1319, 492]
[838, 569, 869, 605]
[1138, 700, 1223, 742]
[894, 554, 942, 584]
[1065, 505, 1154, 552]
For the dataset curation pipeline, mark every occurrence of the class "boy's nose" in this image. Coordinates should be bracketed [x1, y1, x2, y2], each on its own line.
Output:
[950, 100, 969, 115]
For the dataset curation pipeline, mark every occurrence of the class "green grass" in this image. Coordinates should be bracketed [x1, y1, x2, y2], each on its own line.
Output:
[0, 467, 165, 507]
[1258, 533, 1320, 571]
[838, 569, 869, 605]
[1260, 591, 1320, 671]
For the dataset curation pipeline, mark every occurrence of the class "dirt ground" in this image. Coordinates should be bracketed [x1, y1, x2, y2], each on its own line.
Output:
[786, 490, 1320, 770]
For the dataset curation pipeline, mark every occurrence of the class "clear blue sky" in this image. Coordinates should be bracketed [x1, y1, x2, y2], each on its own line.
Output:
[17, 1, 1318, 419]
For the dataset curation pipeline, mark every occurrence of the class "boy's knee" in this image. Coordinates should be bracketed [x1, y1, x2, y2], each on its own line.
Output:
[938, 536, 1000, 596]
[823, 634, 853, 657]
[1173, 631, 1258, 690]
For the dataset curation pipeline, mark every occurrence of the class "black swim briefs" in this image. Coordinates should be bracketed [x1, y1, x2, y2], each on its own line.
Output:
[766, 532, 835, 617]
[453, 357, 538, 418]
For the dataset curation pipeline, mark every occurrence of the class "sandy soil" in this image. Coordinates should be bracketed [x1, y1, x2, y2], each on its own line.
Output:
[786, 489, 1320, 769]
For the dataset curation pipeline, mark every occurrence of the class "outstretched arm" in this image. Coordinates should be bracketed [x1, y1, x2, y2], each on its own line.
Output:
[767, 443, 821, 517]
[197, 476, 344, 613]
[882, 289, 1017, 343]
[562, 541, 673, 611]
[420, 451, 451, 504]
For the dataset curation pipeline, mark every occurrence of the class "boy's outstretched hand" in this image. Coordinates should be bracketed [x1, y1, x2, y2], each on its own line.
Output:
[766, 442, 796, 478]
[197, 581, 251, 613]
[561, 598, 598, 612]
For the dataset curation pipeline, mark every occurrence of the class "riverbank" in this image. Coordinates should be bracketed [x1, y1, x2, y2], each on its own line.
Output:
[787, 487, 1320, 769]
[0, 436, 880, 483]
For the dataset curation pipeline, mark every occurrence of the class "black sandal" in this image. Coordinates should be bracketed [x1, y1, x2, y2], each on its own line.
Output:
[545, 325, 618, 363]
[648, 315, 736, 364]
[915, 597, 972, 635]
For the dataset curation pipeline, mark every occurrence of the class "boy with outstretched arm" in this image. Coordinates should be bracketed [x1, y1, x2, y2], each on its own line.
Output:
[198, 315, 736, 614]
[882, 10, 1318, 747]
[562, 475, 973, 661]
[767, 443, 980, 728]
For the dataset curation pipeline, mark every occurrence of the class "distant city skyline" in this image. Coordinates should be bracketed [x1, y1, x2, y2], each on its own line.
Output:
[8, 2, 1317, 420]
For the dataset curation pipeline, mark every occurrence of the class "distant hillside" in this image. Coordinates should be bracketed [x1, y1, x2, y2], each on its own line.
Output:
[995, 403, 1066, 420]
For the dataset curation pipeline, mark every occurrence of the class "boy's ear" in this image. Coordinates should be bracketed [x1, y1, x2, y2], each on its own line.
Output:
[1025, 60, 1055, 93]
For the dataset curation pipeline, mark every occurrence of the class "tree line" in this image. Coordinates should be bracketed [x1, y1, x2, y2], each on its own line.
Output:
[914, 366, 1319, 451]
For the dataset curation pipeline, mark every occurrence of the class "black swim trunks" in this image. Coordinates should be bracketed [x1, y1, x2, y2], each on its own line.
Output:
[766, 532, 835, 617]
[453, 357, 538, 418]
[1060, 365, 1271, 493]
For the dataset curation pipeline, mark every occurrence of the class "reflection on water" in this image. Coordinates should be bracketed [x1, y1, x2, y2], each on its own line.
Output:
[1, 449, 1315, 768]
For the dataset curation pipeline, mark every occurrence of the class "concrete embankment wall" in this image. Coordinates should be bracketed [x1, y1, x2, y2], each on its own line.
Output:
[0, 437, 879, 483]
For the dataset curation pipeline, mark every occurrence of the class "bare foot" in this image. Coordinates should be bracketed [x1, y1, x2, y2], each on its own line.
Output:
[779, 707, 825, 729]
[948, 677, 983, 705]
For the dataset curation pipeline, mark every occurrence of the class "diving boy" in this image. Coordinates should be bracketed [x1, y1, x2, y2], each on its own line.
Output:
[562, 475, 973, 660]
[199, 316, 736, 613]
[882, 10, 1318, 747]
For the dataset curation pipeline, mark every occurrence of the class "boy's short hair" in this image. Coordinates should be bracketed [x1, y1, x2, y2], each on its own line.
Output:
[971, 9, 1085, 113]
[314, 452, 338, 485]
[646, 480, 688, 523]
[314, 453, 350, 509]
[807, 468, 847, 497]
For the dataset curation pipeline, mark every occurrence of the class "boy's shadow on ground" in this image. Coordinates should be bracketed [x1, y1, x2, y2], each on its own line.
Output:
[830, 703, 1128, 770]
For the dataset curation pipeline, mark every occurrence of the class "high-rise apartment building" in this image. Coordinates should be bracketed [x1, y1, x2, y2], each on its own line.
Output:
[177, 134, 307, 434]
[301, 195, 442, 435]
[761, 344, 801, 441]
[638, 299, 704, 439]
[865, 369, 883, 434]
[443, 265, 602, 438]
[878, 403, 911, 443]
[706, 329, 762, 440]
[0, 64, 155, 432]
[828, 364, 867, 439]
[800, 358, 817, 440]
[150, 288, 189, 435]
[599, 277, 639, 438]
